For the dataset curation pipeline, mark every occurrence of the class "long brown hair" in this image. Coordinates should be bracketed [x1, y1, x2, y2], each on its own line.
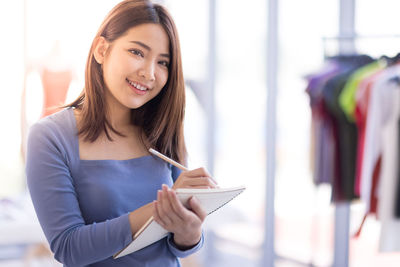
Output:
[67, 0, 187, 163]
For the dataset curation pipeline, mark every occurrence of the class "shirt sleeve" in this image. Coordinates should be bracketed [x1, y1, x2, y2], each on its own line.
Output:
[171, 165, 182, 182]
[26, 122, 133, 266]
[166, 232, 204, 258]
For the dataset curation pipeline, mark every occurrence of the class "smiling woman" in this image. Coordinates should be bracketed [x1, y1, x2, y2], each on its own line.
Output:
[95, 24, 170, 110]
[25, 1, 217, 266]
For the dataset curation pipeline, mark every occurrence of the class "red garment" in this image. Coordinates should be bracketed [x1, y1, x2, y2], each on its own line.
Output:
[40, 68, 72, 118]
[354, 75, 375, 196]
[354, 155, 381, 237]
[369, 155, 381, 214]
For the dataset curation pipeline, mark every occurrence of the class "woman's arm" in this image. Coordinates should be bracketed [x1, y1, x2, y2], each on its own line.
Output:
[127, 167, 216, 236]
[26, 122, 133, 266]
[128, 202, 153, 236]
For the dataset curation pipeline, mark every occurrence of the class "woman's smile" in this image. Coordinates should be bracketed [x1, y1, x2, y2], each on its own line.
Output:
[126, 78, 150, 95]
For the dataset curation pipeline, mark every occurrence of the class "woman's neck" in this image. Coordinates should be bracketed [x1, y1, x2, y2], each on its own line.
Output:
[105, 91, 133, 133]
[108, 105, 131, 130]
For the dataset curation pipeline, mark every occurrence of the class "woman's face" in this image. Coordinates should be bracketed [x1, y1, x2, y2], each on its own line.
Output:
[99, 23, 170, 110]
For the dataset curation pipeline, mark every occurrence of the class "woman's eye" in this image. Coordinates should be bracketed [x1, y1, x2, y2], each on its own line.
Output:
[159, 60, 169, 68]
[130, 49, 144, 57]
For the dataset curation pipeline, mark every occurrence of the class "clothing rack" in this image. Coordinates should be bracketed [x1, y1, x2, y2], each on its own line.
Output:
[322, 34, 400, 59]
[265, 0, 400, 266]
[321, 33, 400, 267]
[321, 2, 354, 267]
[323, 34, 400, 40]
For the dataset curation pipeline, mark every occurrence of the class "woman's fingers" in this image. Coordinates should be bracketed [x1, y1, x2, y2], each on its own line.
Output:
[154, 185, 186, 228]
[183, 177, 217, 188]
[153, 184, 206, 247]
[185, 168, 217, 184]
[173, 175, 217, 189]
[153, 200, 166, 227]
[173, 166, 219, 190]
[154, 189, 173, 226]
[185, 167, 211, 178]
[189, 196, 207, 222]
[167, 188, 191, 221]
[164, 185, 206, 224]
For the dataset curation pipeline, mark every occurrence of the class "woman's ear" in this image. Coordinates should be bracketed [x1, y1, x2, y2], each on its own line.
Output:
[93, 36, 110, 64]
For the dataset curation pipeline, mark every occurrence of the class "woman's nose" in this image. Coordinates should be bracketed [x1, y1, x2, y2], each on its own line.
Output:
[138, 61, 155, 82]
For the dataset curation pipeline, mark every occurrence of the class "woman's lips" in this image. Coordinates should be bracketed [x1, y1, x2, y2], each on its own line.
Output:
[126, 78, 148, 95]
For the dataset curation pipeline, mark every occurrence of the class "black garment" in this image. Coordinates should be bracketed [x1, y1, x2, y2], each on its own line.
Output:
[321, 55, 374, 202]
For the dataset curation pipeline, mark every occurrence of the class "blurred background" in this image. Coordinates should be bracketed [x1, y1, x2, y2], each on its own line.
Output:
[1, 0, 400, 266]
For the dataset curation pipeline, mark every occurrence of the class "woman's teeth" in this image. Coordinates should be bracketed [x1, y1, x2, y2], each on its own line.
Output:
[127, 79, 148, 91]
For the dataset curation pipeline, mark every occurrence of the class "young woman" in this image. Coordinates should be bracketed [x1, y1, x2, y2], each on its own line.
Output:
[26, 0, 216, 266]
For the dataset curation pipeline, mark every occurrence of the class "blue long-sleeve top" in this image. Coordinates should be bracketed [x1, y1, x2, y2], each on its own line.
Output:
[26, 108, 203, 266]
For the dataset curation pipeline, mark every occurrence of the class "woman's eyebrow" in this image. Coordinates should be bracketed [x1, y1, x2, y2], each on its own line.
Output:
[130, 40, 170, 58]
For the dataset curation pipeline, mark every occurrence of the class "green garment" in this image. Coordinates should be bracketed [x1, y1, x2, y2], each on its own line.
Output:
[339, 60, 386, 122]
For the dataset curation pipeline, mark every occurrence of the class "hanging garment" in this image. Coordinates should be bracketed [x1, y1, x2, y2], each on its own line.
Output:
[339, 60, 386, 122]
[306, 61, 341, 185]
[306, 55, 374, 201]
[337, 61, 386, 200]
[376, 65, 400, 252]
[353, 69, 386, 197]
[360, 65, 400, 213]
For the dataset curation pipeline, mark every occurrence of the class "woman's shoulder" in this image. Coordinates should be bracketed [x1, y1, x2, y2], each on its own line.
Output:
[28, 108, 76, 144]
[31, 107, 74, 130]
[27, 108, 78, 165]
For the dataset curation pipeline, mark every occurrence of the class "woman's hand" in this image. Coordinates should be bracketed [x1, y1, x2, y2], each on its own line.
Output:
[153, 184, 207, 248]
[172, 167, 218, 189]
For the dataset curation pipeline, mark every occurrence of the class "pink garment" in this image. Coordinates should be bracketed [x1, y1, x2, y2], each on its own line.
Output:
[354, 70, 384, 196]
[377, 65, 400, 251]
[40, 68, 72, 118]
[361, 64, 400, 212]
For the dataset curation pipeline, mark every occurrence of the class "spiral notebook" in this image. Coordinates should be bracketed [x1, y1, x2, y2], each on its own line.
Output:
[113, 185, 245, 259]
